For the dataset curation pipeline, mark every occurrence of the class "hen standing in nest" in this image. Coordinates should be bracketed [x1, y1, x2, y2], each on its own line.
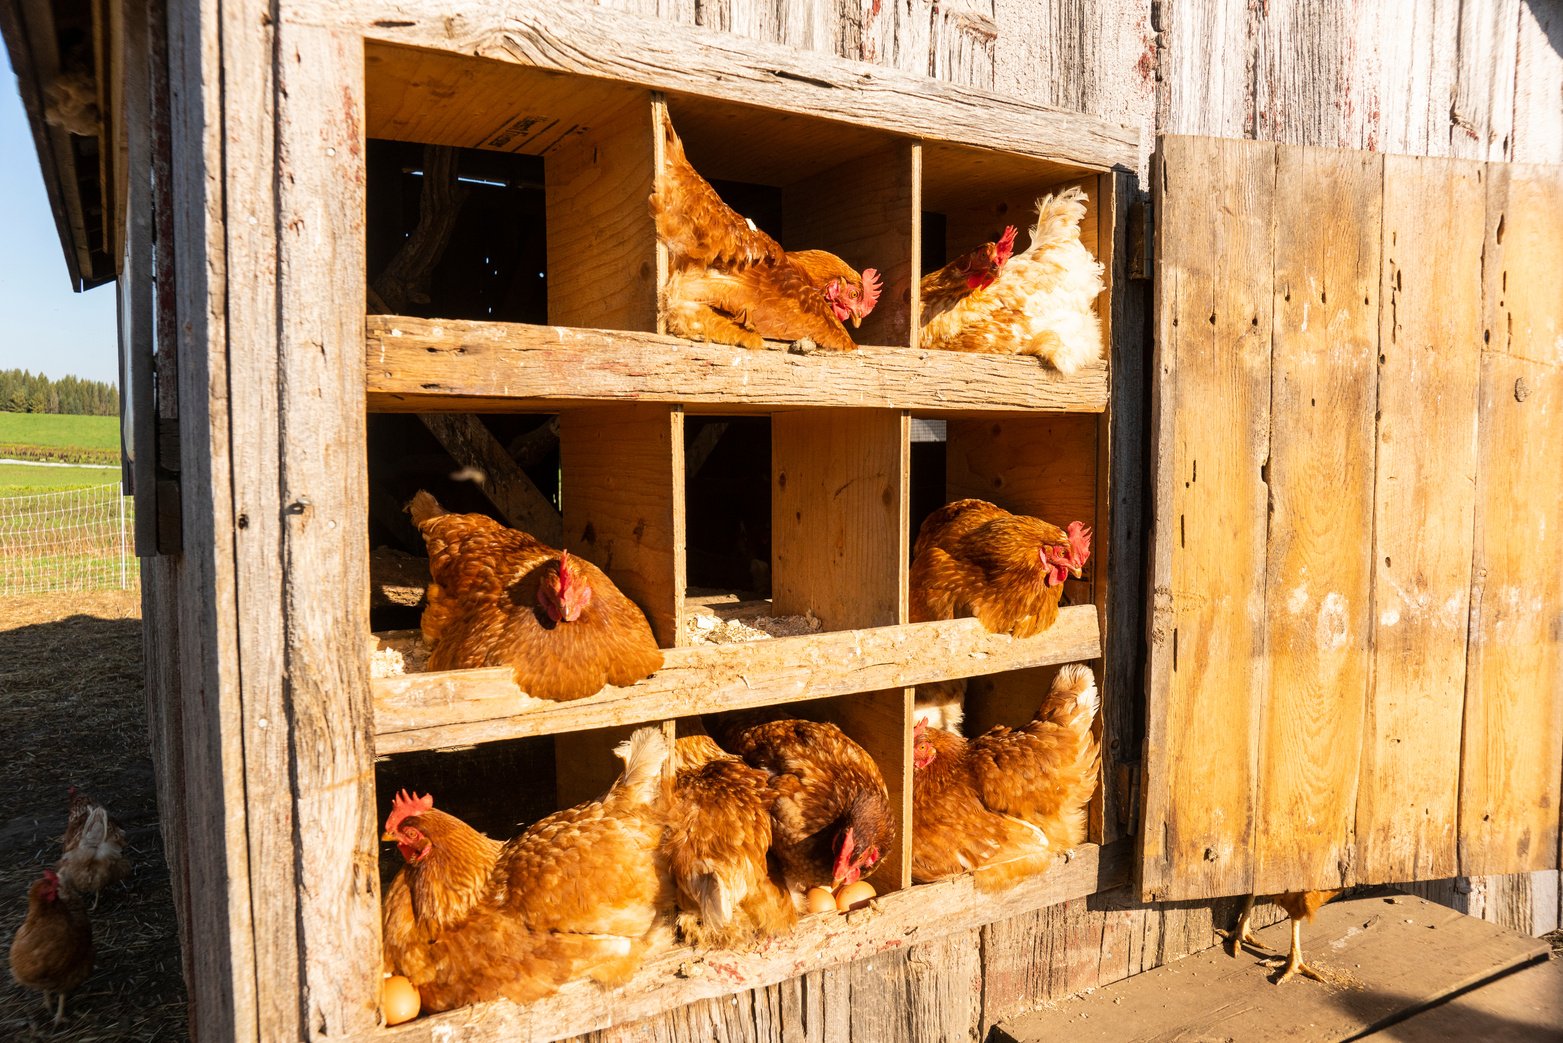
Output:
[650, 110, 881, 352]
[920, 186, 1104, 373]
[408, 491, 663, 701]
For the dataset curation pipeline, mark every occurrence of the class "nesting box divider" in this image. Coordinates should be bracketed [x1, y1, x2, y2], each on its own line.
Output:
[781, 141, 921, 348]
[556, 403, 686, 804]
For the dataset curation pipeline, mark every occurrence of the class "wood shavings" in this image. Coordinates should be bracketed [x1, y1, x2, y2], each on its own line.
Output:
[683, 608, 822, 645]
[369, 634, 432, 677]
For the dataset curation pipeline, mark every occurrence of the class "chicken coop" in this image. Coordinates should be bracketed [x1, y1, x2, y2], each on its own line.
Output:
[4, 0, 1561, 1040]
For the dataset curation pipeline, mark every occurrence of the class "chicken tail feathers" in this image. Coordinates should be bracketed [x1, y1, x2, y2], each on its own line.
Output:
[406, 490, 448, 528]
[1024, 186, 1090, 255]
[1049, 662, 1099, 722]
[612, 726, 670, 806]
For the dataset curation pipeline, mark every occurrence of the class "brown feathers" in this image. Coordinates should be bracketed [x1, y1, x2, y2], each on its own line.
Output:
[911, 664, 1100, 887]
[381, 728, 672, 1011]
[650, 111, 879, 352]
[910, 499, 1093, 638]
[408, 491, 663, 701]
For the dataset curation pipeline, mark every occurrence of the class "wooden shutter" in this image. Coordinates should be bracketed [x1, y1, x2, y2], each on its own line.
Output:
[1140, 135, 1563, 902]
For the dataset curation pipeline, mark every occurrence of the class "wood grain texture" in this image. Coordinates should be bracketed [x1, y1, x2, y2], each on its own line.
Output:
[559, 403, 684, 647]
[361, 841, 1128, 1043]
[1140, 136, 1276, 901]
[1253, 145, 1380, 895]
[772, 408, 907, 632]
[1357, 154, 1484, 885]
[365, 315, 1109, 414]
[1458, 162, 1563, 877]
[417, 413, 563, 546]
[545, 93, 660, 331]
[373, 608, 1101, 754]
[288, 0, 1140, 171]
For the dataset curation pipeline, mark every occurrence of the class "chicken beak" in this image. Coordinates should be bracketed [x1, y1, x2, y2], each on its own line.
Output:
[381, 830, 399, 843]
[1070, 565, 1084, 580]
[850, 315, 862, 328]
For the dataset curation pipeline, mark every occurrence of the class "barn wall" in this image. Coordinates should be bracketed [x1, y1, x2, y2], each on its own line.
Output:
[565, 2, 1561, 1039]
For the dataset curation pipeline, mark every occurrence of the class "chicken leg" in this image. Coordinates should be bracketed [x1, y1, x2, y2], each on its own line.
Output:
[1218, 894, 1267, 956]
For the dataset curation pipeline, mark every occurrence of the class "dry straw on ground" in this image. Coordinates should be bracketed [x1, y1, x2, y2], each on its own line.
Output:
[0, 590, 188, 1041]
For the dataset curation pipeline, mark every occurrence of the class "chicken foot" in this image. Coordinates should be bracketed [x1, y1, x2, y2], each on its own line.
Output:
[1266, 917, 1327, 984]
[1217, 894, 1267, 957]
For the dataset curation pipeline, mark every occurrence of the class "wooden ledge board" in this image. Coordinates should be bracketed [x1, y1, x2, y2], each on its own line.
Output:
[292, 2, 1139, 173]
[1360, 957, 1563, 1041]
[366, 315, 1108, 415]
[373, 605, 1100, 754]
[367, 841, 1128, 1042]
[993, 891, 1552, 1043]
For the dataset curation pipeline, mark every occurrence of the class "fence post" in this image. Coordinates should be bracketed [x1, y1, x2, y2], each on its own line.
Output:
[118, 487, 128, 589]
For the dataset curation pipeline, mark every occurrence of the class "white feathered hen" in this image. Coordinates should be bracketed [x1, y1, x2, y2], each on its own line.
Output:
[919, 186, 1105, 374]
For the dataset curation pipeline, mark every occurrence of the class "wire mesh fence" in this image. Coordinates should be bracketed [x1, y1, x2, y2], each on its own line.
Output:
[0, 483, 138, 596]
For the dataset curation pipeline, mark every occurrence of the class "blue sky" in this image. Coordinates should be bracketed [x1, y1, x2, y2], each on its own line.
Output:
[0, 48, 119, 385]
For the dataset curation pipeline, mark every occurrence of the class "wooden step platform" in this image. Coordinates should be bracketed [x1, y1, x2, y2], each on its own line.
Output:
[994, 891, 1556, 1043]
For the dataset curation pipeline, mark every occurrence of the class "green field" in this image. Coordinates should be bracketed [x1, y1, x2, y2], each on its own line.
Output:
[0, 412, 120, 449]
[0, 461, 121, 495]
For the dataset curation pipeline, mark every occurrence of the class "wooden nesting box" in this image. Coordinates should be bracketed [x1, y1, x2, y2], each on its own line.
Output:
[12, 0, 1561, 1040]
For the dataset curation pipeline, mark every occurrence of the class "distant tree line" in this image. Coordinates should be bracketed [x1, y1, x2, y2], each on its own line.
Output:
[0, 369, 119, 415]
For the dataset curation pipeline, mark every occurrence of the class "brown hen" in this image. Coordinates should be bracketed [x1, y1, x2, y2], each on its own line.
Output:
[911, 664, 1100, 887]
[910, 499, 1092, 638]
[713, 716, 894, 896]
[664, 735, 797, 948]
[651, 110, 880, 352]
[409, 491, 663, 701]
[919, 224, 1017, 326]
[56, 787, 130, 910]
[381, 727, 672, 1011]
[8, 869, 93, 1026]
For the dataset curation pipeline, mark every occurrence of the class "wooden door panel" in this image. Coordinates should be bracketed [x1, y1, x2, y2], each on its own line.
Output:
[1142, 137, 1563, 901]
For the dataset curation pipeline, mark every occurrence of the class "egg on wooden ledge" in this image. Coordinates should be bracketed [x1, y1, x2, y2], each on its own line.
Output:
[382, 973, 421, 1026]
[805, 886, 837, 914]
[835, 880, 876, 911]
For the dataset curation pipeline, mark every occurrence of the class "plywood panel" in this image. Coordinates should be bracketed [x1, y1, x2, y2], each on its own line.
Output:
[1140, 136, 1275, 901]
[559, 403, 684, 647]
[784, 141, 918, 348]
[1459, 163, 1563, 877]
[1356, 155, 1484, 883]
[1253, 145, 1380, 895]
[545, 94, 659, 332]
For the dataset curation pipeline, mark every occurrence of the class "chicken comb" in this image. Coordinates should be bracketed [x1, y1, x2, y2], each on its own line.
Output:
[385, 789, 434, 835]
[995, 225, 1019, 265]
[912, 717, 929, 741]
[556, 549, 576, 592]
[859, 268, 882, 313]
[1065, 521, 1093, 563]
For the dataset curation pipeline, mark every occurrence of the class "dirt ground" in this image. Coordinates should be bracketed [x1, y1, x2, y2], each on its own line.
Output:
[0, 590, 187, 1041]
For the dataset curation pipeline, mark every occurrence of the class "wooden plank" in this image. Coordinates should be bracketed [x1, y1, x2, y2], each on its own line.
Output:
[365, 315, 1109, 414]
[772, 408, 907, 632]
[1361, 955, 1563, 1042]
[1357, 154, 1485, 884]
[364, 841, 1129, 1043]
[373, 608, 1101, 753]
[1459, 162, 1563, 878]
[545, 92, 659, 332]
[1140, 136, 1275, 902]
[271, 23, 382, 1037]
[994, 892, 1552, 1043]
[116, 0, 156, 551]
[1253, 145, 1381, 896]
[783, 141, 918, 348]
[559, 403, 684, 647]
[165, 0, 257, 1034]
[417, 413, 563, 546]
[289, 0, 1140, 173]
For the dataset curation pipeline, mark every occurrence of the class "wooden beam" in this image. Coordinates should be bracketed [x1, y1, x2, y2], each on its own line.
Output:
[285, 0, 1139, 173]
[366, 315, 1109, 414]
[372, 607, 1100, 754]
[363, 840, 1130, 1043]
[417, 413, 563, 546]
